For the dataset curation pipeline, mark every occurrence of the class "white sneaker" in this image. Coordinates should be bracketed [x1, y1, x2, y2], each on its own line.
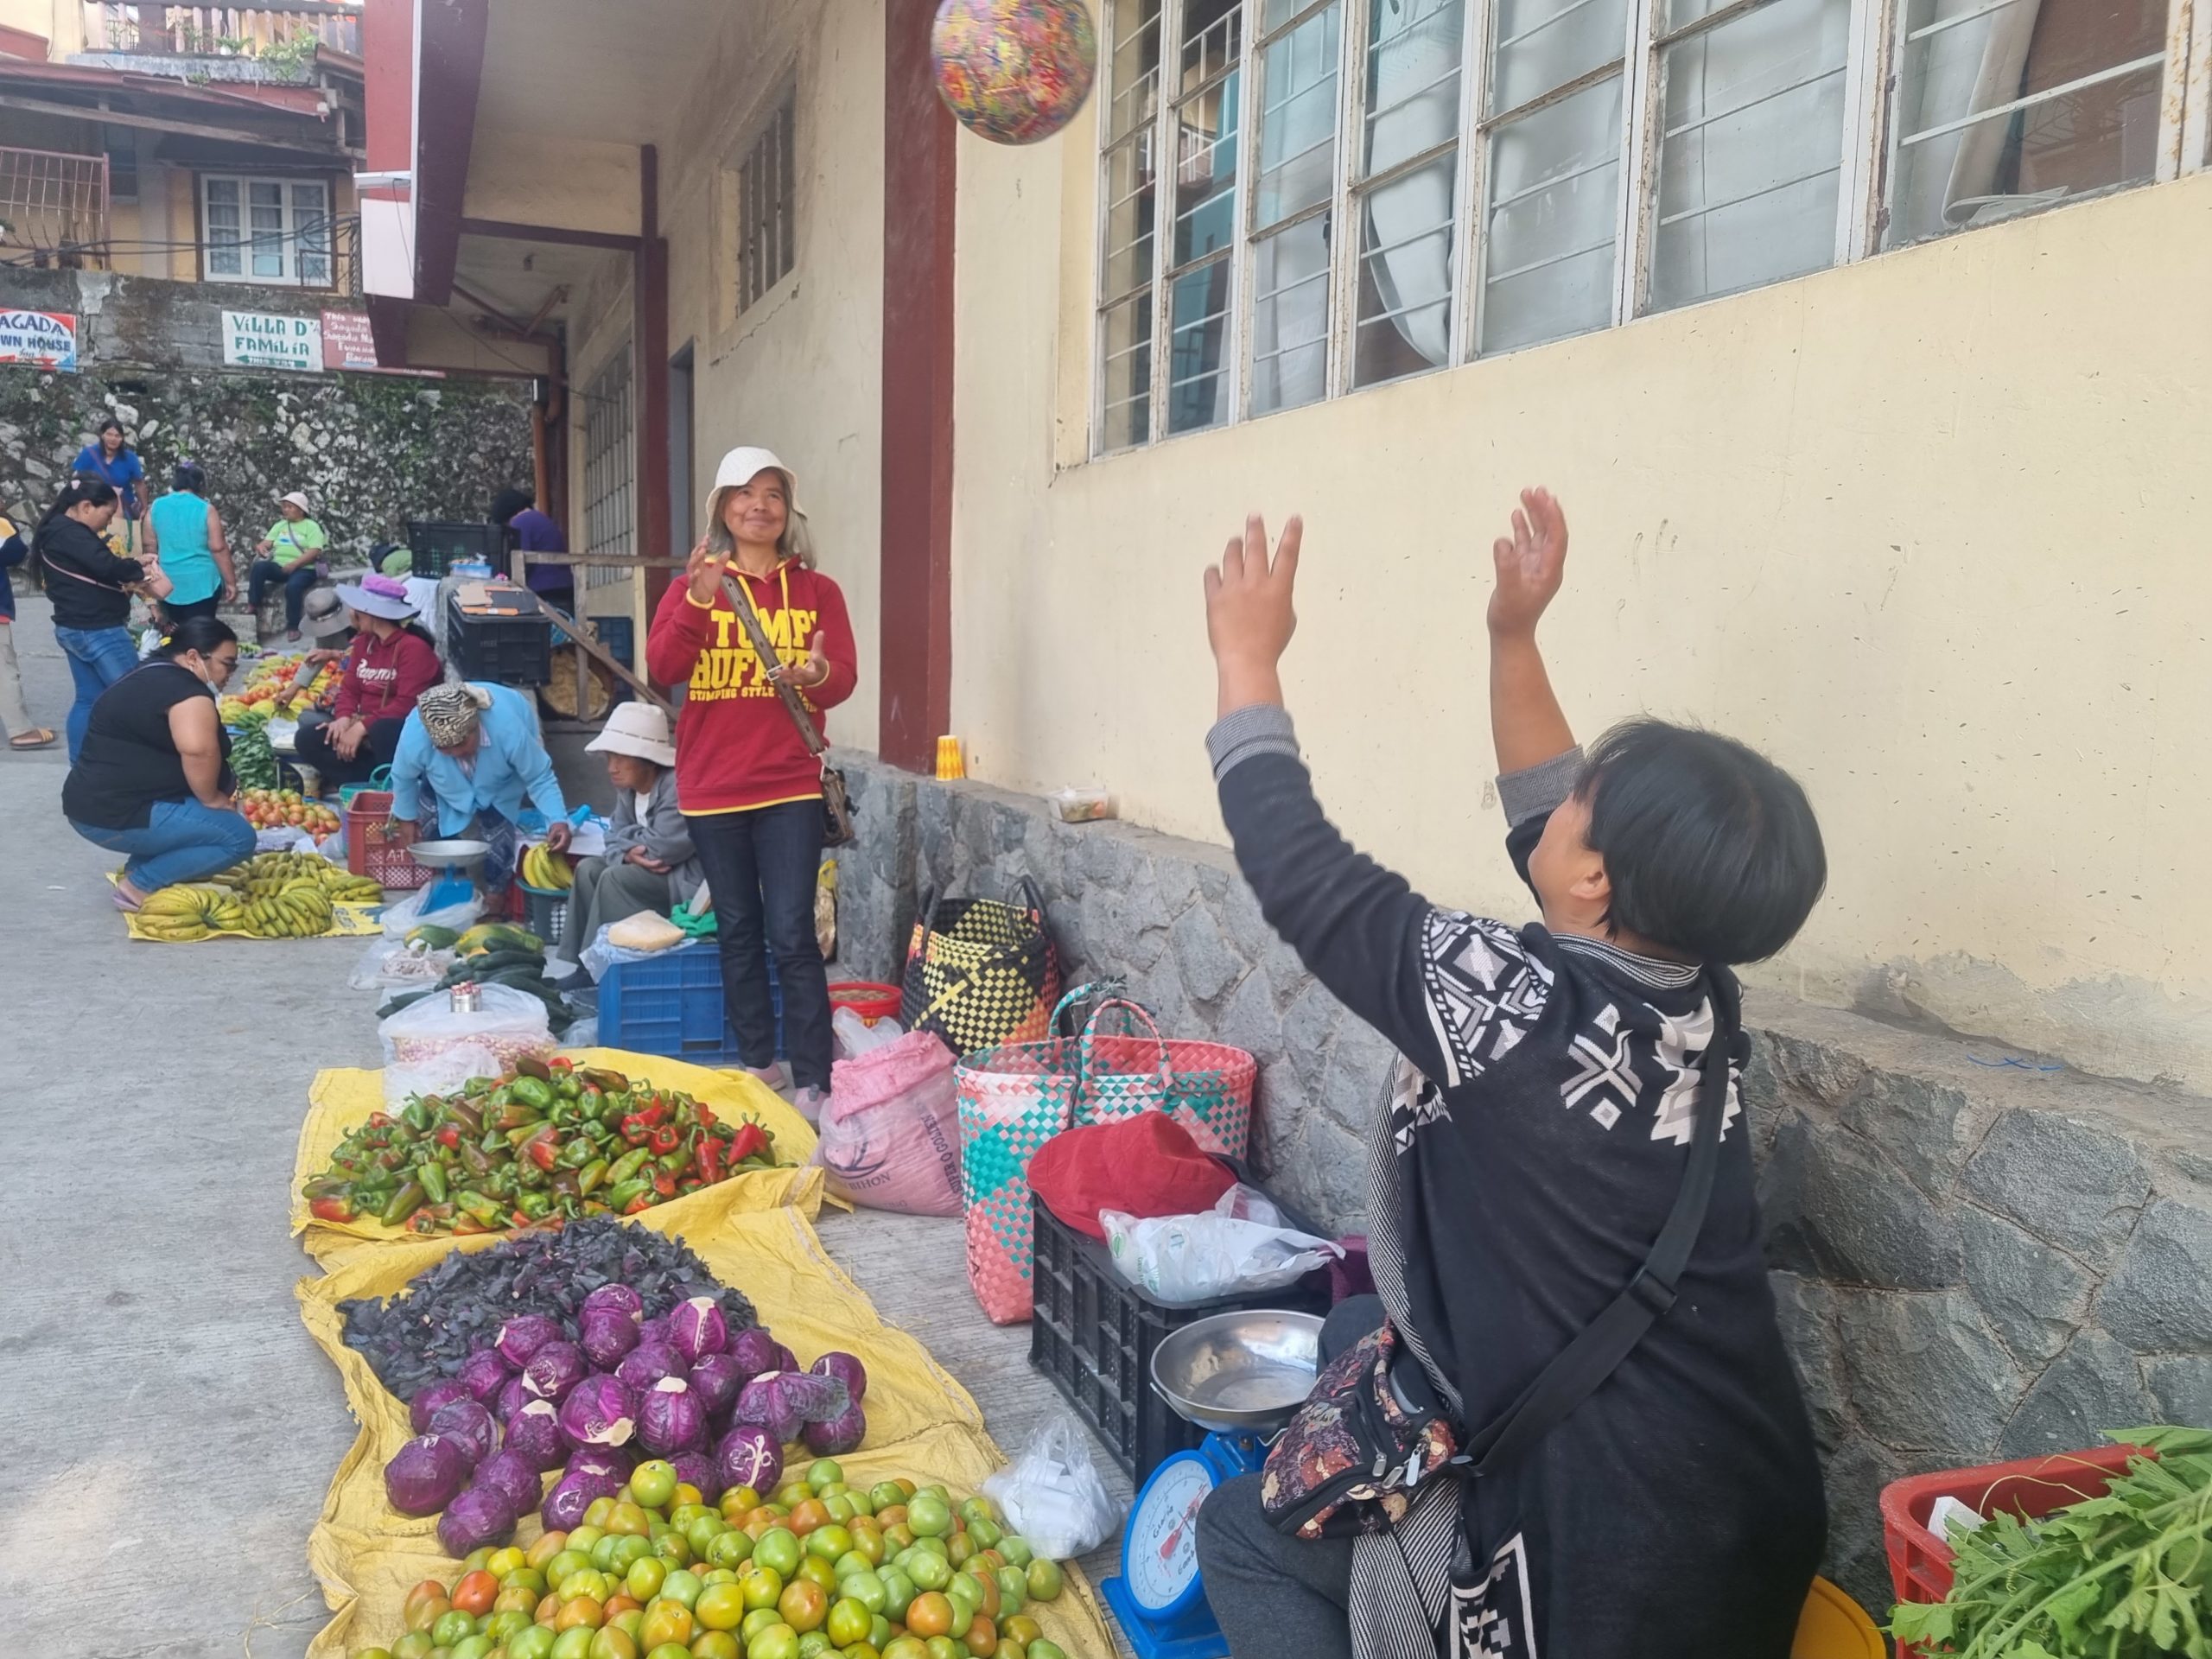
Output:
[791, 1085, 827, 1124]
[745, 1063, 786, 1092]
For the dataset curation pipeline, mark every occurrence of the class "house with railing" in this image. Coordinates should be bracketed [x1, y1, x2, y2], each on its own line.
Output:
[0, 0, 361, 288]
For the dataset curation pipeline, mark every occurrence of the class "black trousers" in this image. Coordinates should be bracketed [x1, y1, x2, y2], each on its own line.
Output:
[1196, 1295, 1383, 1659]
[686, 799, 831, 1090]
[295, 713, 406, 788]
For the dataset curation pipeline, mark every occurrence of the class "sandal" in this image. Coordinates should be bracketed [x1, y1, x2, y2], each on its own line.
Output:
[113, 883, 146, 912]
[9, 728, 55, 750]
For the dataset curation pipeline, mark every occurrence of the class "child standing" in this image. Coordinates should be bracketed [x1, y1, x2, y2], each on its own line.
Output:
[1193, 491, 1829, 1659]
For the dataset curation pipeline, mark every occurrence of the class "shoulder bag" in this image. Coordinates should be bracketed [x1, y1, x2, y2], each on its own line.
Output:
[720, 573, 855, 848]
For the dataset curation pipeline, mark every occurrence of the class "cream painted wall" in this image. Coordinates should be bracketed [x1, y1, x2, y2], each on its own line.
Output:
[461, 130, 642, 238]
[950, 140, 2212, 1092]
[0, 0, 83, 53]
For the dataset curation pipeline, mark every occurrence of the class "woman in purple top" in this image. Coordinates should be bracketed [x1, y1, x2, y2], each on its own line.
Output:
[490, 486, 569, 611]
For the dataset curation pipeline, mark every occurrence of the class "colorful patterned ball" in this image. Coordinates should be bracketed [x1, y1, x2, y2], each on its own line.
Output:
[931, 0, 1099, 145]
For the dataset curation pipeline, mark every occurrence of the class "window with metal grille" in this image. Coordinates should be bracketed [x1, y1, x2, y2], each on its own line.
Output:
[738, 95, 798, 313]
[582, 350, 634, 592]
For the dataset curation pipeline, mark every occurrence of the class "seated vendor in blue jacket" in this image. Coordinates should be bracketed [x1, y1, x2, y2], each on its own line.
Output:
[389, 681, 572, 895]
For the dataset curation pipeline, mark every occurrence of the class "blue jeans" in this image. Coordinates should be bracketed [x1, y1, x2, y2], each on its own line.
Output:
[71, 797, 257, 892]
[53, 623, 140, 763]
[249, 558, 320, 629]
[688, 800, 830, 1089]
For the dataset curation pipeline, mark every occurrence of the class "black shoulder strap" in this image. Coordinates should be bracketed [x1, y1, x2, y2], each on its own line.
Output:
[1463, 974, 1741, 1477]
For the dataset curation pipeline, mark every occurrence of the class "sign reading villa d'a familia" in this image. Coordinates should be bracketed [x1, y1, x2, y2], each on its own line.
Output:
[221, 309, 321, 372]
[0, 309, 79, 371]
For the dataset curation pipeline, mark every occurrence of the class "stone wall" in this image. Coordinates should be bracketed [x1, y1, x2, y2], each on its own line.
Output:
[834, 755, 2212, 1612]
[0, 268, 531, 553]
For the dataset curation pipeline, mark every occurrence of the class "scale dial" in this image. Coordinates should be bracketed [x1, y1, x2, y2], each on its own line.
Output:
[1122, 1451, 1218, 1616]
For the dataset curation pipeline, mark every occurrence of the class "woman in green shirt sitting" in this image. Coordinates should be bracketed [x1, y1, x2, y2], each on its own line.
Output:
[249, 489, 328, 640]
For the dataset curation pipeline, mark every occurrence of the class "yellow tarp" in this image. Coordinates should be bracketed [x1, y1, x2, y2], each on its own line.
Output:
[297, 1176, 1118, 1659]
[120, 893, 384, 939]
[291, 1050, 823, 1270]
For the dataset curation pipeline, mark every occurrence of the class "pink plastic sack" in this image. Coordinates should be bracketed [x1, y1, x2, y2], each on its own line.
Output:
[814, 1030, 964, 1216]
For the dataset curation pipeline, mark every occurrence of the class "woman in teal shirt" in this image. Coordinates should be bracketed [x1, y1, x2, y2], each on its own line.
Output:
[141, 463, 235, 623]
[389, 681, 572, 896]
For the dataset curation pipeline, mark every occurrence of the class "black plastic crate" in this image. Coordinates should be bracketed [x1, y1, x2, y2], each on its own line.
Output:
[448, 591, 553, 686]
[407, 520, 515, 580]
[1028, 1189, 1332, 1484]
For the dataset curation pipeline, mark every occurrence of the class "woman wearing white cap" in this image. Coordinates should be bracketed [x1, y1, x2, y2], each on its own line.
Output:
[294, 574, 443, 786]
[249, 490, 328, 640]
[645, 447, 857, 1116]
[550, 703, 704, 974]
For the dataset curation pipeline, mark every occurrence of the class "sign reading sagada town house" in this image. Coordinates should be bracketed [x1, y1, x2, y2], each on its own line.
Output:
[0, 309, 78, 370]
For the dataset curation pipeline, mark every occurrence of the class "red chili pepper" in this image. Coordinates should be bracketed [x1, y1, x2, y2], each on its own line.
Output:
[366, 1112, 395, 1128]
[696, 1139, 722, 1185]
[436, 1126, 461, 1150]
[649, 1123, 682, 1156]
[727, 1122, 769, 1164]
[453, 1214, 491, 1235]
[620, 1120, 653, 1147]
[524, 1127, 561, 1171]
[310, 1196, 355, 1222]
[678, 1177, 702, 1194]
[622, 1192, 656, 1215]
[651, 1168, 677, 1198]
[550, 1056, 574, 1071]
[512, 1209, 532, 1228]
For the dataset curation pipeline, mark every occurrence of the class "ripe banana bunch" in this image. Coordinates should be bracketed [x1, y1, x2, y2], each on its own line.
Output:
[321, 872, 385, 904]
[136, 882, 245, 940]
[522, 843, 574, 891]
[239, 886, 335, 938]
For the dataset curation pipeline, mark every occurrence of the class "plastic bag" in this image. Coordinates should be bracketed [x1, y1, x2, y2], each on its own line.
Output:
[1101, 1184, 1344, 1306]
[377, 983, 554, 1107]
[580, 920, 682, 982]
[834, 1006, 905, 1059]
[980, 1413, 1122, 1560]
[380, 883, 482, 939]
[349, 936, 456, 993]
[812, 1031, 963, 1216]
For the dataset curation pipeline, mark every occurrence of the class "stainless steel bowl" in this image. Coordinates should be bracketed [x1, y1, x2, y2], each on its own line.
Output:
[410, 838, 492, 872]
[1149, 1309, 1324, 1434]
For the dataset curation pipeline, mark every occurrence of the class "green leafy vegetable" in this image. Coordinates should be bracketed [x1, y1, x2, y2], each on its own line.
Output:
[1891, 1427, 2212, 1659]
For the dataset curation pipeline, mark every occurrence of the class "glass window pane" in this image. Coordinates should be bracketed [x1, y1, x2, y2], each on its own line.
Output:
[1480, 75, 1621, 352]
[1171, 68, 1241, 266]
[1884, 0, 2164, 247]
[207, 177, 238, 207]
[1166, 255, 1233, 433]
[1649, 0, 1849, 312]
[1101, 294, 1155, 449]
[1355, 154, 1455, 386]
[1491, 0, 1630, 113]
[1108, 0, 1163, 139]
[1180, 0, 1242, 94]
[249, 181, 285, 277]
[1250, 217, 1331, 414]
[1102, 133, 1159, 299]
[1365, 0, 1465, 176]
[1255, 4, 1341, 229]
[294, 183, 331, 284]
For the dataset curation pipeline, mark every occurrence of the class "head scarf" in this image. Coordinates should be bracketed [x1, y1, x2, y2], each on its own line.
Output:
[418, 682, 493, 748]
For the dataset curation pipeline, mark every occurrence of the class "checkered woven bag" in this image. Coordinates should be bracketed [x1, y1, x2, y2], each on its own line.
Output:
[1072, 995, 1256, 1160]
[900, 878, 1063, 1057]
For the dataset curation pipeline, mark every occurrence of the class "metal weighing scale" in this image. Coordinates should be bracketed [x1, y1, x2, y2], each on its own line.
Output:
[1101, 1310, 1323, 1659]
[410, 837, 493, 914]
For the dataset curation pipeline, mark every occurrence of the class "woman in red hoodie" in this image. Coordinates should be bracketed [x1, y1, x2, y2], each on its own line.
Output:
[647, 448, 857, 1116]
[295, 573, 443, 786]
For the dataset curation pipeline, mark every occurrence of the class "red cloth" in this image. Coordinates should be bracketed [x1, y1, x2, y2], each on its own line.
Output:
[645, 560, 858, 814]
[332, 626, 441, 722]
[1029, 1114, 1238, 1241]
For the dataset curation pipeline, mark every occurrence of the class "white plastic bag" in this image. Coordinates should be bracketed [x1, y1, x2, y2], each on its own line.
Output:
[1102, 1184, 1344, 1306]
[381, 883, 483, 939]
[377, 982, 554, 1106]
[580, 920, 684, 982]
[980, 1413, 1122, 1560]
[350, 935, 457, 992]
[833, 1005, 905, 1059]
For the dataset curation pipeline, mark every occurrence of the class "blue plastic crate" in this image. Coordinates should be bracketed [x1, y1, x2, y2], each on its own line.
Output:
[597, 941, 785, 1065]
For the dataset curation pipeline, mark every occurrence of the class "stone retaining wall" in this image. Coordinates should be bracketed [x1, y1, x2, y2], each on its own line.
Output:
[832, 756, 2212, 1611]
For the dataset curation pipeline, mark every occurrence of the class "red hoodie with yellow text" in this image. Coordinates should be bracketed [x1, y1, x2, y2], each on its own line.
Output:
[645, 560, 859, 814]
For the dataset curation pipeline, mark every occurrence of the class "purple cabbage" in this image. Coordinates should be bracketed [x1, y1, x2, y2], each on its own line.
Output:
[505, 1400, 566, 1471]
[728, 1326, 780, 1382]
[639, 1376, 708, 1457]
[458, 1347, 513, 1405]
[427, 1398, 498, 1468]
[495, 1375, 532, 1425]
[474, 1448, 544, 1517]
[541, 1469, 618, 1532]
[733, 1370, 849, 1443]
[811, 1351, 868, 1402]
[557, 1374, 637, 1447]
[495, 1313, 566, 1370]
[385, 1433, 469, 1516]
[522, 1339, 588, 1402]
[438, 1482, 518, 1556]
[615, 1341, 687, 1393]
[409, 1378, 471, 1434]
[774, 1344, 800, 1375]
[582, 1283, 645, 1325]
[802, 1403, 868, 1458]
[671, 1448, 721, 1502]
[638, 1314, 671, 1347]
[580, 1306, 641, 1370]
[669, 1296, 728, 1363]
[687, 1352, 746, 1419]
[567, 1443, 637, 1483]
[715, 1422, 784, 1495]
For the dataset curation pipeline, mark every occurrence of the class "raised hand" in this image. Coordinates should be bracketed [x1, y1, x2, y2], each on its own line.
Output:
[683, 537, 725, 606]
[769, 630, 830, 691]
[1203, 513, 1304, 717]
[1489, 486, 1568, 638]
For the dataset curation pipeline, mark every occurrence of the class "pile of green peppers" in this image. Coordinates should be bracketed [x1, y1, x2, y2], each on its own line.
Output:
[301, 1056, 779, 1235]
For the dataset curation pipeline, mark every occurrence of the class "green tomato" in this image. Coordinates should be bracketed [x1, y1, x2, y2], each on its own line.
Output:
[448, 1639, 495, 1659]
[1025, 1560, 1064, 1603]
[486, 1611, 532, 1642]
[826, 1599, 874, 1649]
[903, 1552, 950, 1592]
[993, 1567, 1027, 1615]
[995, 1536, 1033, 1569]
[588, 1630, 639, 1659]
[686, 1515, 728, 1558]
[591, 1533, 625, 1572]
[701, 1567, 740, 1586]
[569, 1526, 608, 1556]
[807, 1459, 845, 1492]
[544, 1551, 592, 1591]
[550, 1631, 595, 1659]
[631, 1459, 680, 1510]
[957, 1499, 996, 1528]
[507, 1628, 557, 1659]
[626, 1554, 671, 1601]
[646, 1648, 693, 1659]
[868, 1483, 907, 1512]
[393, 1636, 435, 1659]
[905, 1497, 952, 1541]
[744, 1608, 786, 1643]
[671, 1503, 715, 1529]
[1027, 1643, 1067, 1659]
[944, 1586, 978, 1634]
[923, 1639, 966, 1659]
[464, 1547, 498, 1574]
[748, 1623, 801, 1659]
[659, 1567, 705, 1610]
[909, 1535, 950, 1560]
[754, 1527, 804, 1578]
[432, 1611, 478, 1649]
[807, 1525, 855, 1563]
[963, 1518, 1001, 1550]
[652, 1530, 694, 1567]
[504, 1567, 548, 1597]
[842, 1486, 875, 1519]
[835, 1553, 874, 1584]
[876, 1567, 916, 1621]
[799, 1634, 835, 1659]
[870, 1617, 893, 1649]
[354, 1650, 397, 1659]
[611, 1534, 653, 1572]
[707, 1529, 756, 1571]
[583, 1497, 618, 1530]
[823, 1494, 857, 1524]
[840, 1570, 887, 1615]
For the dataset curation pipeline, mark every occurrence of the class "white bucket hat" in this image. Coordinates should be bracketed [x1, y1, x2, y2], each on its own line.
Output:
[279, 490, 312, 512]
[702, 447, 799, 520]
[586, 701, 678, 768]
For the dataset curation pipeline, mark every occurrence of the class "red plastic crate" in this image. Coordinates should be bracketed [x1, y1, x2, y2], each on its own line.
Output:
[344, 790, 428, 891]
[1881, 1444, 2145, 1633]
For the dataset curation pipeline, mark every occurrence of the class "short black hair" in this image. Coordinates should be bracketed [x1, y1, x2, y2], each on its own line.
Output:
[1576, 719, 1826, 965]
[488, 487, 533, 526]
